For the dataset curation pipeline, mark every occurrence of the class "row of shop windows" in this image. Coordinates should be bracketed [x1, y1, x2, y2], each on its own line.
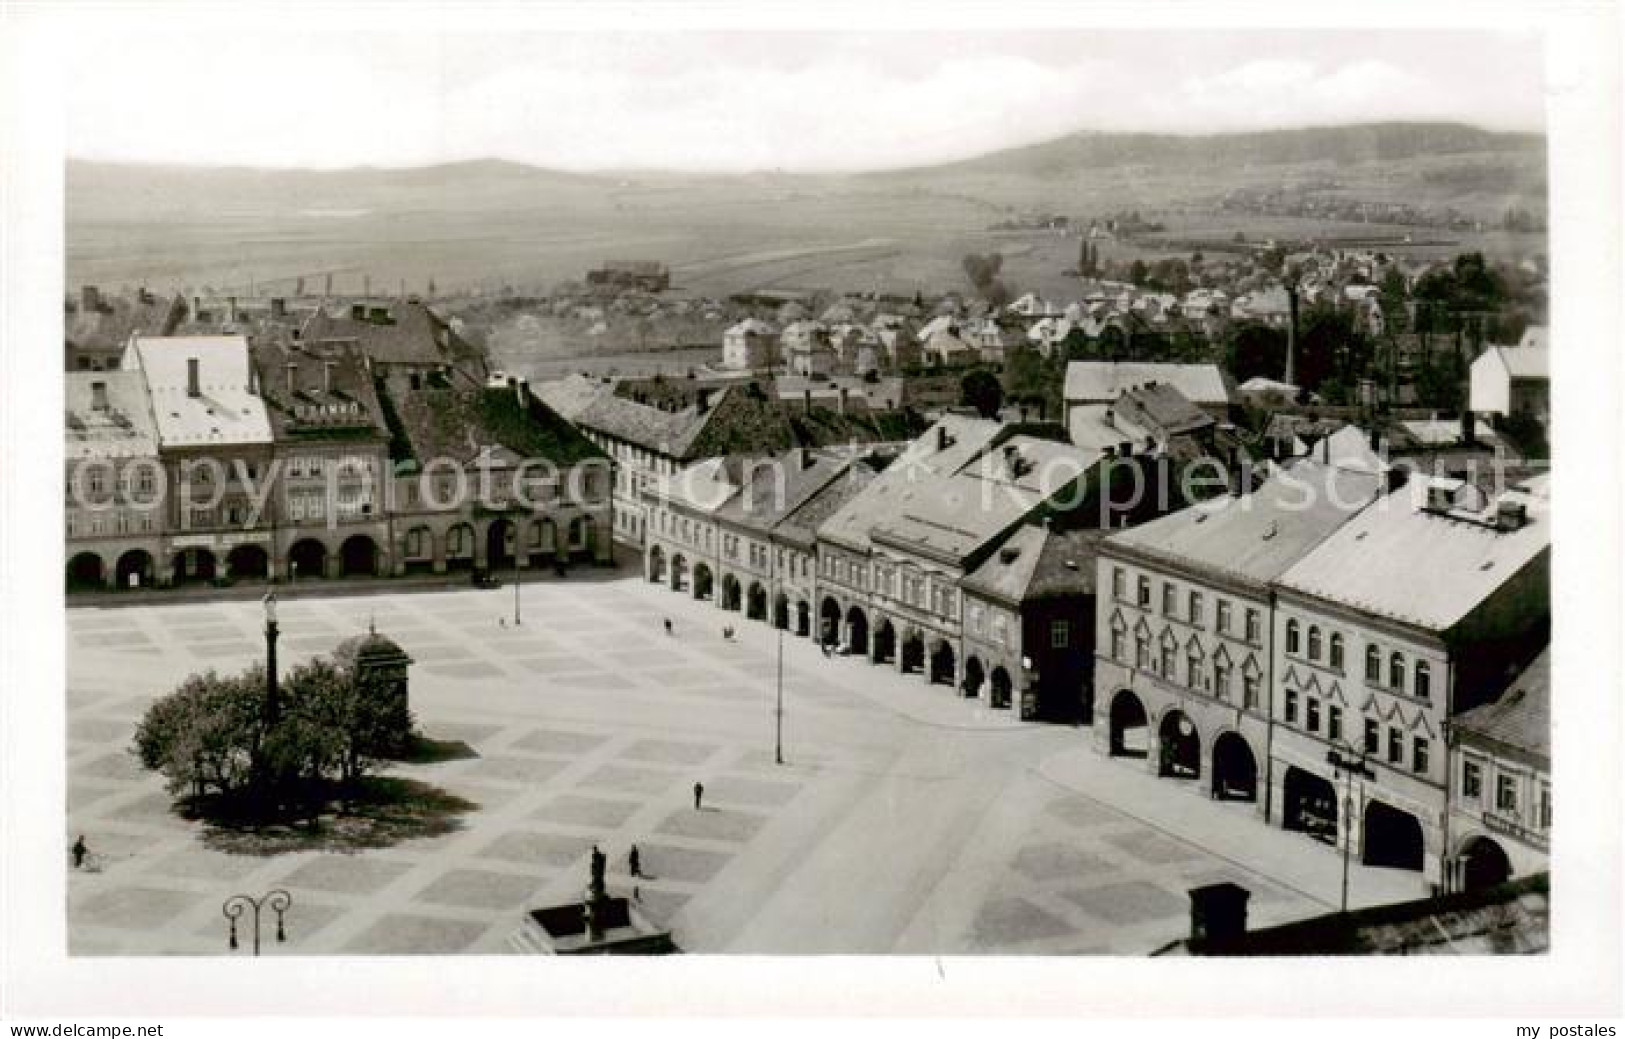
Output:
[1113, 567, 1263, 645]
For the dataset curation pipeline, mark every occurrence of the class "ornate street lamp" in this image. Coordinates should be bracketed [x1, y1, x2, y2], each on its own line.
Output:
[223, 889, 291, 956]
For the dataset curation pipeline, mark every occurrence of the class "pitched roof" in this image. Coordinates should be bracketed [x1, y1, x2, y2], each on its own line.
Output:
[1106, 460, 1385, 587]
[774, 461, 879, 550]
[65, 292, 184, 350]
[963, 525, 1104, 604]
[300, 300, 458, 367]
[1486, 345, 1549, 380]
[1113, 382, 1214, 438]
[120, 335, 273, 448]
[252, 340, 389, 442]
[1276, 478, 1551, 631]
[64, 371, 160, 461]
[386, 383, 605, 468]
[1453, 648, 1550, 763]
[714, 450, 860, 535]
[1064, 362, 1234, 407]
[818, 414, 1007, 554]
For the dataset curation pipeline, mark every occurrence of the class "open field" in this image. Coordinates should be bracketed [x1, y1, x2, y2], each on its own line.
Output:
[67, 124, 1547, 303]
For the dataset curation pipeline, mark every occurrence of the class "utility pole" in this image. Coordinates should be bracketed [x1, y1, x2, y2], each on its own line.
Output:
[774, 579, 785, 766]
[1327, 746, 1376, 914]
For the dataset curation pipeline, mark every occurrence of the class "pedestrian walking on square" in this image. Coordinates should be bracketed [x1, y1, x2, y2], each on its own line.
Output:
[693, 781, 704, 811]
[664, 618, 673, 636]
[499, 617, 506, 628]
[629, 844, 641, 878]
[70, 835, 87, 869]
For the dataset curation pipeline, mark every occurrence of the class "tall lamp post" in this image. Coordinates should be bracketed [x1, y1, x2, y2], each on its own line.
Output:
[1327, 745, 1375, 914]
[263, 591, 280, 725]
[773, 577, 785, 766]
[223, 889, 292, 956]
[513, 529, 523, 626]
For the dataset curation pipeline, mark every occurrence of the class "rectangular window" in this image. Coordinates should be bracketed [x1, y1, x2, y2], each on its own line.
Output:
[1285, 690, 1298, 725]
[1243, 673, 1259, 709]
[1050, 620, 1069, 649]
[1496, 774, 1518, 812]
[1216, 600, 1231, 634]
[1364, 719, 1380, 755]
[1160, 644, 1175, 676]
[1412, 737, 1429, 775]
[1328, 705, 1343, 742]
[1137, 577, 1151, 608]
[1214, 664, 1231, 700]
[1188, 591, 1203, 625]
[1113, 567, 1125, 600]
[1539, 785, 1551, 827]
[1245, 609, 1261, 643]
[1162, 583, 1176, 616]
[1111, 630, 1125, 661]
[1387, 727, 1403, 764]
[1462, 760, 1483, 799]
[1306, 697, 1321, 733]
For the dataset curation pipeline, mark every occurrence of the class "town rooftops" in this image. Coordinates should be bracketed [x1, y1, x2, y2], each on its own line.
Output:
[252, 340, 389, 442]
[386, 381, 604, 469]
[1104, 460, 1385, 587]
[963, 524, 1105, 605]
[1064, 362, 1235, 409]
[773, 459, 879, 551]
[300, 300, 458, 368]
[1276, 476, 1550, 632]
[66, 288, 184, 352]
[713, 449, 862, 535]
[817, 414, 1007, 554]
[1112, 382, 1214, 439]
[1452, 648, 1550, 764]
[120, 335, 274, 448]
[64, 371, 160, 461]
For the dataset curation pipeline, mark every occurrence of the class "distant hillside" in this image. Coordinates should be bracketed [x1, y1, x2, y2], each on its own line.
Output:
[893, 122, 1545, 179]
[65, 121, 1546, 298]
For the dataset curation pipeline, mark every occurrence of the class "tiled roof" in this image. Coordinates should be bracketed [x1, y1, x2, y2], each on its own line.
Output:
[64, 371, 160, 460]
[66, 292, 184, 350]
[1064, 362, 1235, 407]
[817, 415, 1006, 553]
[252, 340, 389, 442]
[1107, 460, 1385, 586]
[1453, 648, 1550, 763]
[387, 383, 605, 468]
[1276, 478, 1551, 631]
[774, 461, 878, 550]
[715, 450, 859, 536]
[121, 336, 273, 448]
[1113, 382, 1214, 438]
[964, 525, 1104, 604]
[300, 300, 457, 367]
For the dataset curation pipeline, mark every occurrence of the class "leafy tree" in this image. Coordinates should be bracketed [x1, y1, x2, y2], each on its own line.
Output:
[1225, 322, 1286, 384]
[1128, 259, 1148, 286]
[133, 664, 268, 801]
[960, 368, 1005, 419]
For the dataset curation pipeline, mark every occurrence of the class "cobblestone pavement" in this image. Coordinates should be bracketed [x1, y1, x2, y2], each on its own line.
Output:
[65, 574, 1426, 955]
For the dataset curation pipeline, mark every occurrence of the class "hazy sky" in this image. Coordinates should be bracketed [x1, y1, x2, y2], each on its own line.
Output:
[62, 22, 1546, 172]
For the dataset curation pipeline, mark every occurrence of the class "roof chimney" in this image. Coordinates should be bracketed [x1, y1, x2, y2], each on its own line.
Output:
[937, 425, 949, 450]
[351, 303, 366, 321]
[186, 357, 200, 397]
[323, 360, 335, 394]
[227, 296, 238, 323]
[286, 362, 298, 396]
[90, 380, 109, 411]
[1495, 499, 1528, 532]
[270, 297, 286, 319]
[1460, 409, 1476, 445]
[515, 378, 530, 409]
[81, 285, 100, 312]
[838, 385, 849, 415]
[696, 389, 712, 414]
